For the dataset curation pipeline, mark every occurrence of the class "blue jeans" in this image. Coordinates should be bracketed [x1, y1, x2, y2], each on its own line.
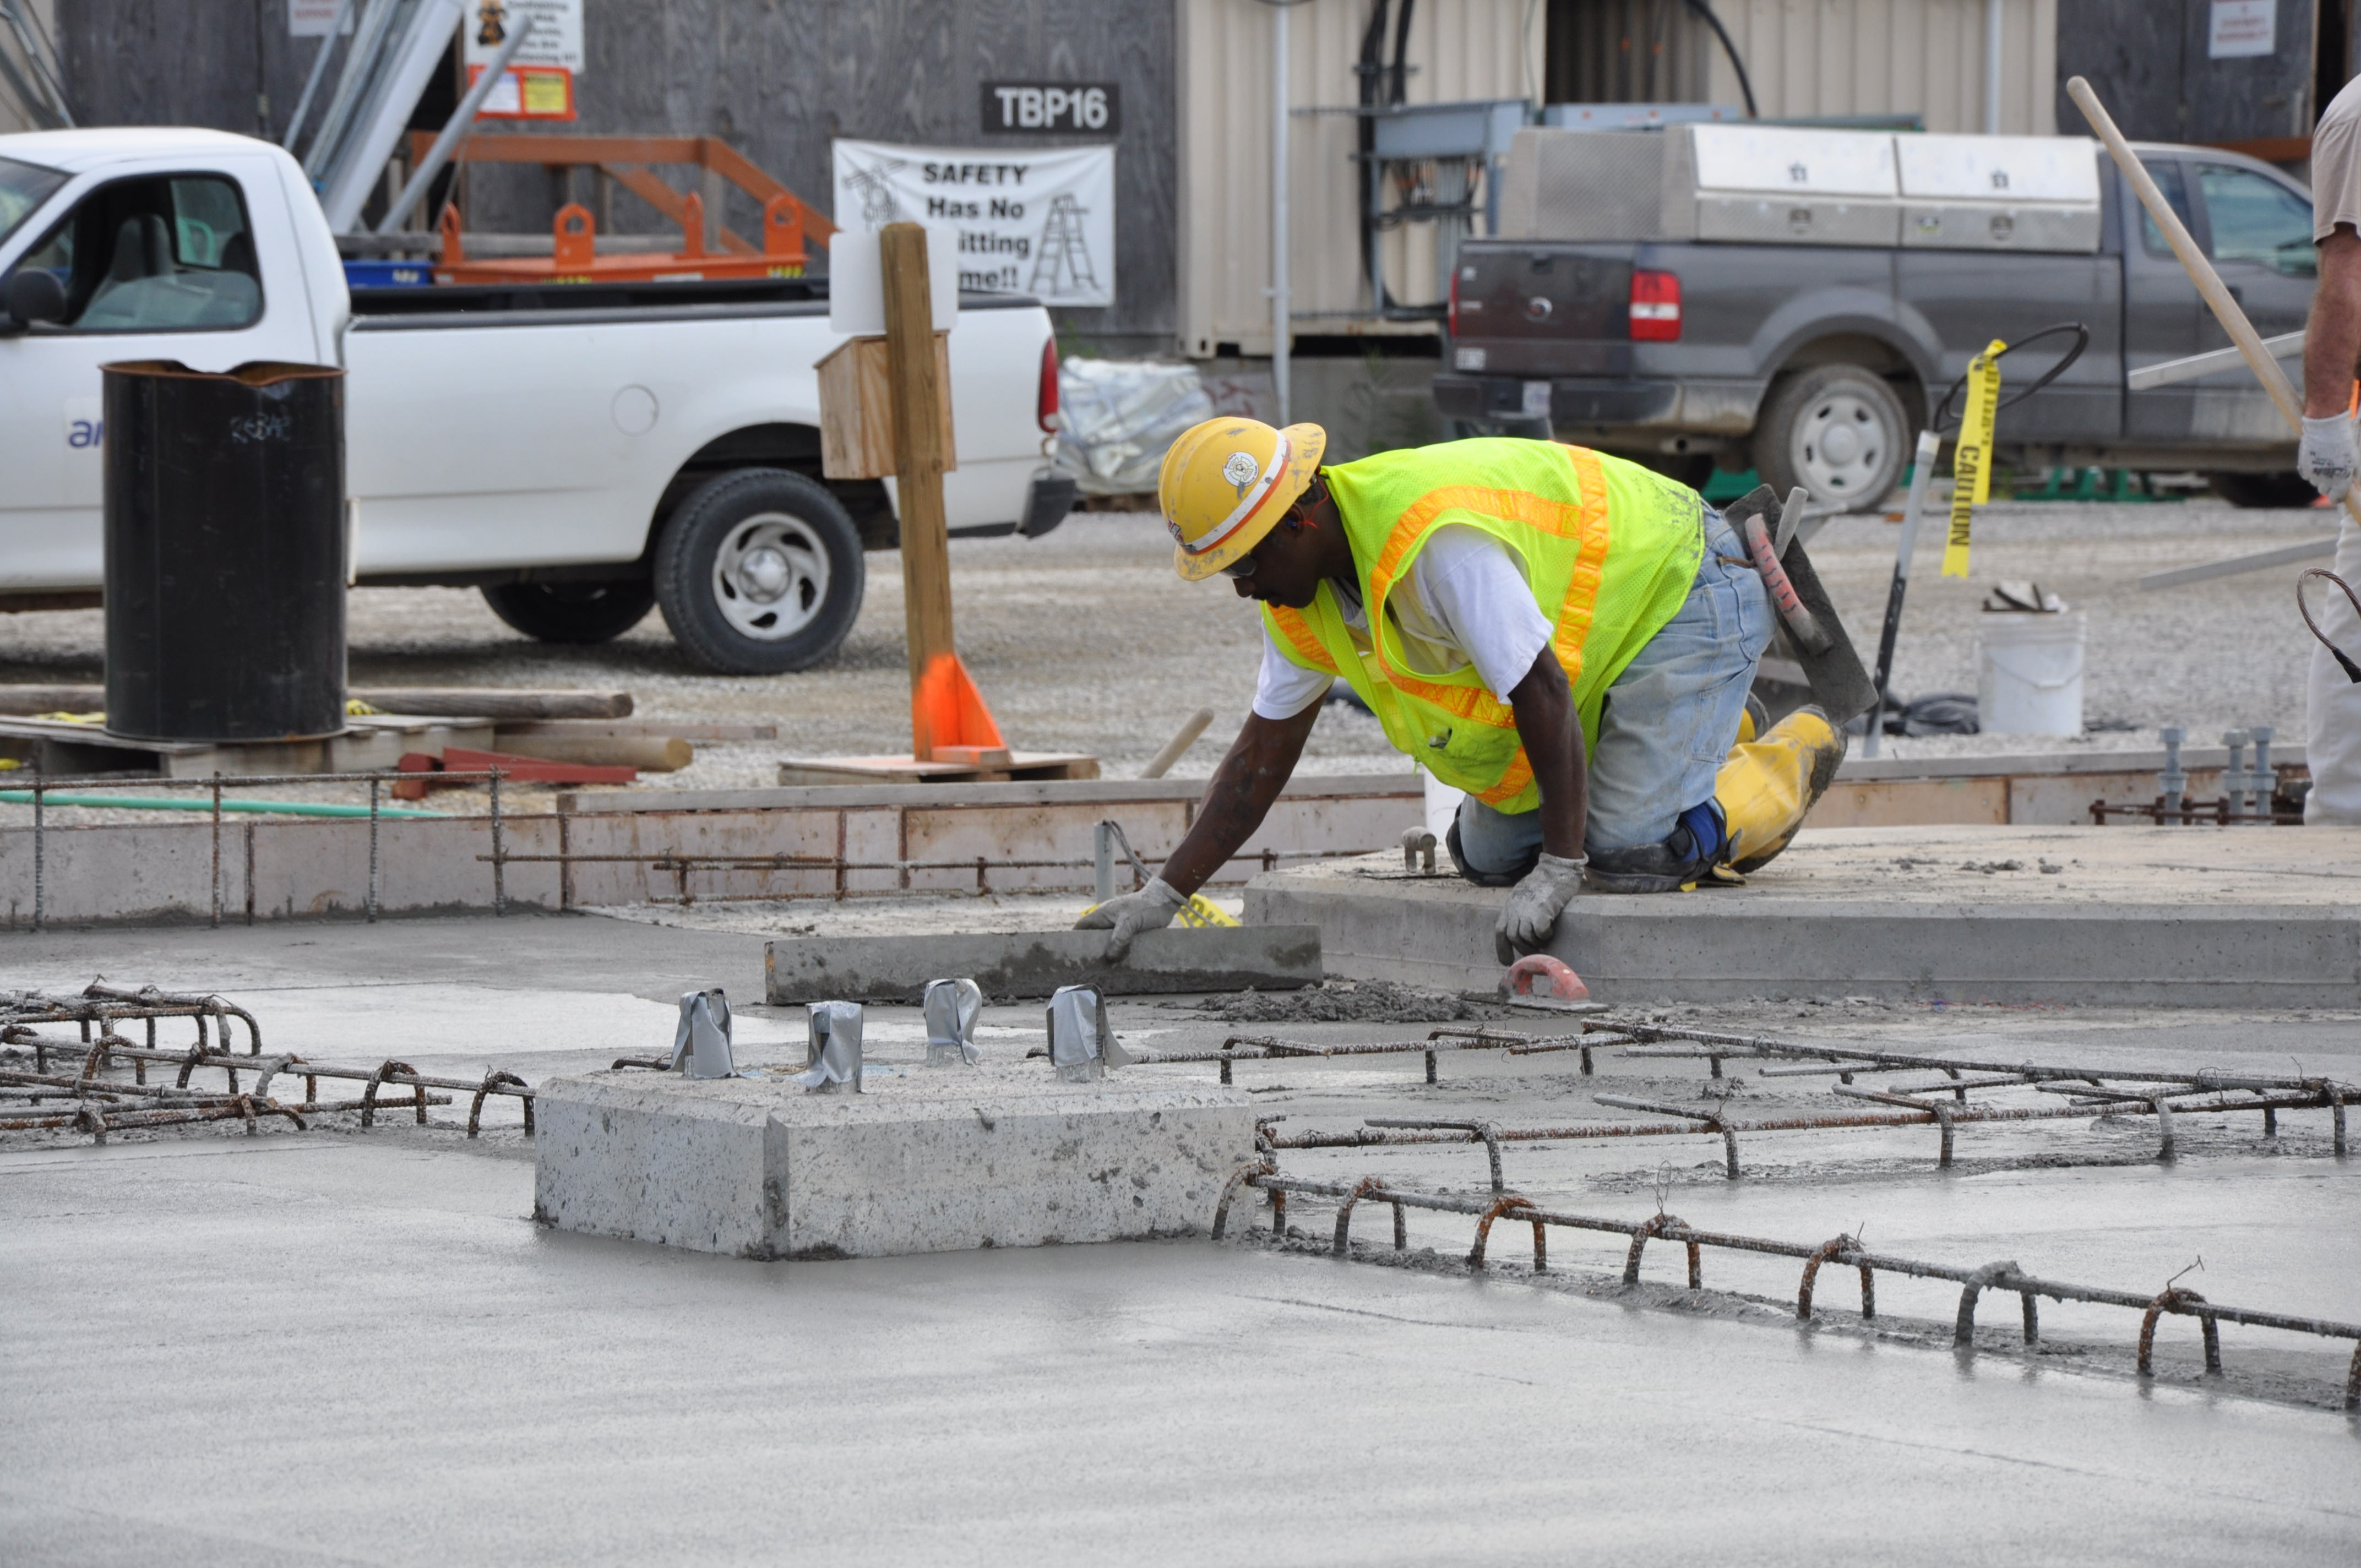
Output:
[1453, 508, 1771, 876]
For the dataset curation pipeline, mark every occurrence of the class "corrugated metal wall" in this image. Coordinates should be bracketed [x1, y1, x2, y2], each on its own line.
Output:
[1178, 0, 1542, 358]
[1702, 0, 2060, 135]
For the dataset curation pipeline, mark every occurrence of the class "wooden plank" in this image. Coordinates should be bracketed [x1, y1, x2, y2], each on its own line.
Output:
[882, 221, 959, 758]
[774, 753, 1100, 787]
[817, 333, 951, 480]
[496, 720, 777, 742]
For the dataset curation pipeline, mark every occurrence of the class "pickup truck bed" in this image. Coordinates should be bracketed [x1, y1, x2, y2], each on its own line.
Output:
[0, 127, 1067, 674]
[1437, 138, 2318, 511]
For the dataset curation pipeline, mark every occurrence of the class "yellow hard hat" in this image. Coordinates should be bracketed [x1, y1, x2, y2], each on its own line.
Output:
[1158, 417, 1328, 581]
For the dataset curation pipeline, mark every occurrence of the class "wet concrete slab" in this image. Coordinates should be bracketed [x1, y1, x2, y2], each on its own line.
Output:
[4, 1135, 2358, 1566]
[1247, 825, 2361, 1006]
[6, 915, 2358, 1560]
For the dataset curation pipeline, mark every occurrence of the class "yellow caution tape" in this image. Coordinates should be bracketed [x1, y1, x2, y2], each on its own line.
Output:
[1943, 337, 2005, 578]
[34, 711, 103, 725]
[345, 698, 382, 716]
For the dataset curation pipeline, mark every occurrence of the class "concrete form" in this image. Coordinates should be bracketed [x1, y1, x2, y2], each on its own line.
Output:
[1248, 824, 2361, 1006]
[764, 925, 1323, 1003]
[534, 1066, 1256, 1260]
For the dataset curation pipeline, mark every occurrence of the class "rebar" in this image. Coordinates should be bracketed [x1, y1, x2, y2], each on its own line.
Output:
[1218, 1167, 2361, 1408]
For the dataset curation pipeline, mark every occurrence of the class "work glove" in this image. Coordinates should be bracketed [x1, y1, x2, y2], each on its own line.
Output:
[1494, 852, 1586, 963]
[1075, 876, 1188, 961]
[2299, 413, 2358, 503]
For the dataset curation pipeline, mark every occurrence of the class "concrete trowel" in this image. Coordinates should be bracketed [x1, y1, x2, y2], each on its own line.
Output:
[1722, 484, 1879, 729]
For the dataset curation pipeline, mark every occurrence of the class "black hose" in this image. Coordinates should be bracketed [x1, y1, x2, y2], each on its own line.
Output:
[1682, 0, 1758, 119]
[1928, 322, 2093, 434]
[1389, 0, 1415, 105]
[1358, 0, 1389, 307]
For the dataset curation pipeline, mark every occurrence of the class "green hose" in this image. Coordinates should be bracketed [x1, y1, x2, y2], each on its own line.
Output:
[0, 790, 448, 820]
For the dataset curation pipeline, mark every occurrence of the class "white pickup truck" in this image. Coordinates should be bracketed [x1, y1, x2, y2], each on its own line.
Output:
[0, 127, 1069, 674]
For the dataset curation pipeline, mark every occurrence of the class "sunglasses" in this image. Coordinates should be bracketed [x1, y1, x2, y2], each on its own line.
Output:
[1220, 552, 1258, 580]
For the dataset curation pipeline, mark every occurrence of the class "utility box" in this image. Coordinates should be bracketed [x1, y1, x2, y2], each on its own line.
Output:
[1497, 124, 2102, 255]
[813, 331, 955, 481]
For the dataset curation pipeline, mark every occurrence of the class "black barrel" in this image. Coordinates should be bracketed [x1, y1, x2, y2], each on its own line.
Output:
[102, 360, 346, 742]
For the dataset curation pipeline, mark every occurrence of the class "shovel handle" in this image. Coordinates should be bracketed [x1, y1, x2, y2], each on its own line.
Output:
[1742, 512, 1831, 654]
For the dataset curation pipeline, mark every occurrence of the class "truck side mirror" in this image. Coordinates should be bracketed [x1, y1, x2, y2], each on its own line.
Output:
[3, 268, 67, 330]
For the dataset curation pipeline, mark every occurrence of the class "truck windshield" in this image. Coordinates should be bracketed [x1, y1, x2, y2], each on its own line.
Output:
[0, 155, 67, 249]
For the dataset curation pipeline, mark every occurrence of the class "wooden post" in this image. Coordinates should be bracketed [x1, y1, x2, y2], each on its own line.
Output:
[881, 222, 960, 760]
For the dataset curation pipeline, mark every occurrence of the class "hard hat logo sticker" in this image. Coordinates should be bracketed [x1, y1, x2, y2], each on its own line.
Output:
[1222, 451, 1261, 494]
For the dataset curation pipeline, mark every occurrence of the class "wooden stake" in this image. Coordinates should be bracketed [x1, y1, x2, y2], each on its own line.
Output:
[880, 222, 958, 758]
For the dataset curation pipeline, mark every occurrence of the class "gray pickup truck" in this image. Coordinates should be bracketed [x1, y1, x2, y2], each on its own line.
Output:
[1435, 124, 2319, 510]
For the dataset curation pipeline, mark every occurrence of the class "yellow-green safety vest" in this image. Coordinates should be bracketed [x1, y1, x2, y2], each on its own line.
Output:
[1264, 438, 1703, 813]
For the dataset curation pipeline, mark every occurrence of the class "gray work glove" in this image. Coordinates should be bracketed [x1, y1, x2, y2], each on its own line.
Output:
[2300, 413, 2358, 502]
[1075, 876, 1188, 961]
[1495, 852, 1586, 962]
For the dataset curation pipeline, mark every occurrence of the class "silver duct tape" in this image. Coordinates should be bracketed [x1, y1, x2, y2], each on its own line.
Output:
[671, 988, 737, 1080]
[922, 978, 983, 1068]
[799, 1000, 864, 1094]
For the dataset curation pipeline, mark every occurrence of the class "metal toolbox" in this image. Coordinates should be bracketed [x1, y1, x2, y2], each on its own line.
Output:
[1681, 124, 1901, 247]
[1497, 124, 2100, 254]
[1895, 134, 2103, 253]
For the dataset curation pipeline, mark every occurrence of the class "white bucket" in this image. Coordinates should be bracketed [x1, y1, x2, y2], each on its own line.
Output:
[1977, 609, 2086, 736]
[1422, 767, 1466, 840]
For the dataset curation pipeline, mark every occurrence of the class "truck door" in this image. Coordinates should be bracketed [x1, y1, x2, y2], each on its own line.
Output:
[2187, 157, 2315, 445]
[0, 157, 315, 590]
[2120, 157, 2205, 443]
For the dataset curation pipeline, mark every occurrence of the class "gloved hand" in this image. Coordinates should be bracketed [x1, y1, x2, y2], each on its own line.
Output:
[2300, 413, 2358, 502]
[1075, 876, 1189, 961]
[1495, 852, 1586, 961]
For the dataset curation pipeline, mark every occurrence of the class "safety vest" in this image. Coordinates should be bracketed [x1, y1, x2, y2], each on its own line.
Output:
[1264, 438, 1704, 813]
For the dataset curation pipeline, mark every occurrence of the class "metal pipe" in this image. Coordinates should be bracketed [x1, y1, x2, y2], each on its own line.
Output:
[377, 14, 535, 234]
[281, 0, 357, 151]
[1271, 0, 1291, 426]
[1984, 0, 2003, 134]
[0, 789, 443, 820]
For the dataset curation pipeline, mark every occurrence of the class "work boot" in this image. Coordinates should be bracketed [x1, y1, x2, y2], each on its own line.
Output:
[1584, 801, 1726, 894]
[1715, 704, 1846, 874]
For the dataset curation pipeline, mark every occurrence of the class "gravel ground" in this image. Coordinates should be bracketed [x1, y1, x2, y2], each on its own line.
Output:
[0, 491, 2330, 816]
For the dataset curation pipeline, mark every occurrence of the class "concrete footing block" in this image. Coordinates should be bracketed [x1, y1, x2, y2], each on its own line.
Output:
[763, 925, 1323, 1004]
[533, 1068, 1258, 1260]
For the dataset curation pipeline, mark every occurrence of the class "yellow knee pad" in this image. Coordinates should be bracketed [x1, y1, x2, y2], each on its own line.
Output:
[1715, 705, 1846, 873]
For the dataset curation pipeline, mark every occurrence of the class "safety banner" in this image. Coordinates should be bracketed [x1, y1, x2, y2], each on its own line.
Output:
[1942, 339, 2005, 579]
[831, 139, 1116, 308]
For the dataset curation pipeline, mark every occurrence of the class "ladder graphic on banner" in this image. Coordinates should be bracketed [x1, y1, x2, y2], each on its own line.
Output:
[1028, 193, 1100, 298]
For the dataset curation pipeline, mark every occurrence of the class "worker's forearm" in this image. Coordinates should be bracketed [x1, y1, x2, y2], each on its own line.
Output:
[1157, 707, 1318, 895]
[2305, 231, 2361, 417]
[1508, 647, 1586, 860]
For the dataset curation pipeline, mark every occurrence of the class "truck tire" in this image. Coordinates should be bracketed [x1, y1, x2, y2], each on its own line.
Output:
[480, 581, 656, 644]
[2206, 471, 2319, 509]
[654, 467, 865, 675]
[1753, 364, 1909, 513]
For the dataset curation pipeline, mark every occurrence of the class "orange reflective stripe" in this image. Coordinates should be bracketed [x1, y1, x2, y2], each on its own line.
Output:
[1266, 606, 1341, 674]
[1475, 749, 1533, 806]
[1359, 456, 1612, 731]
[1549, 445, 1613, 686]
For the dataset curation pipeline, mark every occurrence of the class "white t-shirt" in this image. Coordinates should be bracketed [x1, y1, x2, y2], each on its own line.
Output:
[1252, 525, 1555, 720]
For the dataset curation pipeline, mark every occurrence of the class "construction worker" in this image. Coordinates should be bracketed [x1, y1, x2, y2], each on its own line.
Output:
[1078, 420, 1845, 961]
[2294, 69, 2361, 824]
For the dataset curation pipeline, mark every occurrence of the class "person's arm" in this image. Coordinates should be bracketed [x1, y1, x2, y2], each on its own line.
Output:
[1156, 704, 1321, 893]
[1506, 644, 1585, 857]
[2305, 227, 2361, 417]
[1076, 703, 1319, 958]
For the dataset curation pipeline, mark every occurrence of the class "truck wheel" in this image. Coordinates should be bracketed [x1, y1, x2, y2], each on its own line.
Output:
[480, 581, 655, 644]
[2206, 471, 2319, 509]
[654, 467, 865, 675]
[1753, 365, 1908, 513]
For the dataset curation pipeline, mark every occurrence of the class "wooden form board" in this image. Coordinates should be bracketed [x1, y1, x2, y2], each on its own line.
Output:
[814, 333, 954, 480]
